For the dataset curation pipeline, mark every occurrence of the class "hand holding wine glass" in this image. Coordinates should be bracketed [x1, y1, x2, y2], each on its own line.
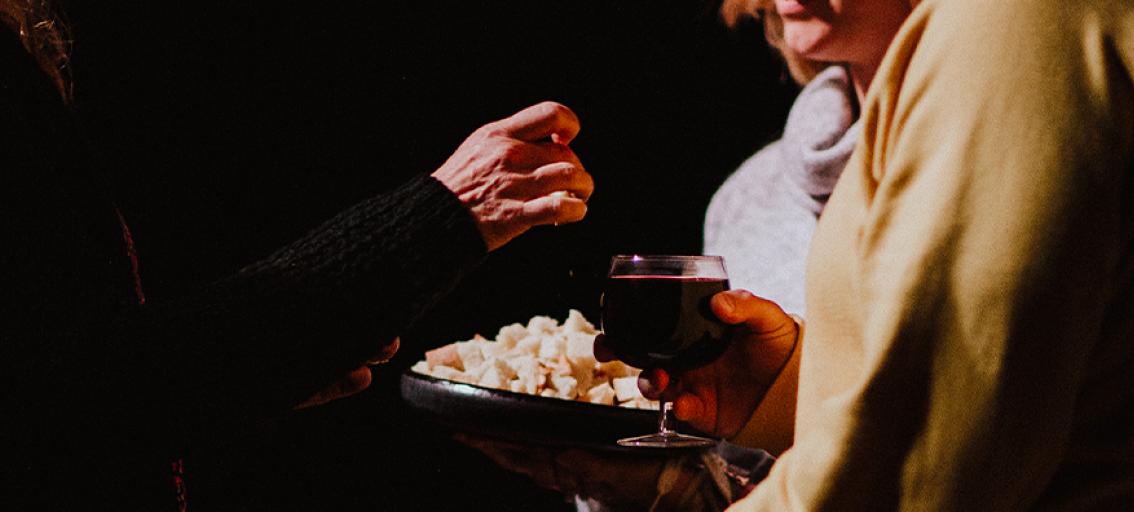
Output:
[597, 287, 799, 439]
[600, 255, 732, 448]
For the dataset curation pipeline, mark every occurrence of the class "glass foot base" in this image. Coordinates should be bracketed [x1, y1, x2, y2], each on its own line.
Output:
[617, 431, 716, 449]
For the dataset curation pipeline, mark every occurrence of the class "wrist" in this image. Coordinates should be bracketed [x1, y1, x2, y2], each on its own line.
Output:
[728, 317, 803, 454]
[745, 315, 801, 389]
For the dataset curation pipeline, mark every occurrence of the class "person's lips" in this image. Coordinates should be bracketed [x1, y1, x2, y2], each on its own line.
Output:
[775, 0, 811, 18]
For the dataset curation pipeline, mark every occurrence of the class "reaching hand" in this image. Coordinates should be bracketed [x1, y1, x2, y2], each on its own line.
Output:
[596, 290, 798, 437]
[431, 101, 594, 251]
[294, 337, 401, 410]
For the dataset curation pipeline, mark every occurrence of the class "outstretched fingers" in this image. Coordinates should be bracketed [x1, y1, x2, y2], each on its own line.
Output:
[520, 192, 588, 227]
[498, 161, 593, 202]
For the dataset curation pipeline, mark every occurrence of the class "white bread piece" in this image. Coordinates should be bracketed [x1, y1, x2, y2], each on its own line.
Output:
[550, 354, 573, 377]
[410, 360, 431, 375]
[550, 375, 579, 400]
[479, 365, 511, 390]
[425, 344, 463, 371]
[563, 309, 598, 335]
[455, 340, 485, 371]
[508, 356, 544, 395]
[463, 359, 490, 381]
[619, 397, 657, 409]
[526, 315, 558, 335]
[495, 323, 527, 348]
[488, 357, 518, 381]
[585, 382, 617, 405]
[564, 331, 596, 365]
[597, 360, 636, 380]
[538, 333, 567, 362]
[464, 356, 510, 384]
[612, 375, 643, 402]
[512, 335, 542, 358]
[481, 338, 513, 360]
[431, 365, 476, 385]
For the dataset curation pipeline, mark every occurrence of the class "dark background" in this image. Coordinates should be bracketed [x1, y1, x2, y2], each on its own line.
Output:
[63, 1, 796, 509]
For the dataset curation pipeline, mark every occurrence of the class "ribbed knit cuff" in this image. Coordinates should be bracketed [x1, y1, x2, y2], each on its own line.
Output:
[308, 172, 488, 325]
[204, 173, 489, 410]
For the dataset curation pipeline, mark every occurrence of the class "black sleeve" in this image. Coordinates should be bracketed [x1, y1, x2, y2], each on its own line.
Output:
[128, 173, 487, 422]
[0, 28, 486, 453]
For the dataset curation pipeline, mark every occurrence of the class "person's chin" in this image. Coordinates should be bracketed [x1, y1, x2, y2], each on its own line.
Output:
[782, 24, 835, 60]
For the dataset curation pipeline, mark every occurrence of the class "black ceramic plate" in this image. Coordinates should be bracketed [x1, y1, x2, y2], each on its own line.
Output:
[400, 370, 685, 452]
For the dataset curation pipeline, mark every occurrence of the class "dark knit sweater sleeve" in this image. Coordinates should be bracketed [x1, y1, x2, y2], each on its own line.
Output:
[0, 27, 487, 440]
[0, 26, 490, 507]
[127, 174, 487, 421]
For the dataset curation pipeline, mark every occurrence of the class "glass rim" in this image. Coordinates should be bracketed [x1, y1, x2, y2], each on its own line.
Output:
[609, 254, 724, 262]
[608, 254, 727, 278]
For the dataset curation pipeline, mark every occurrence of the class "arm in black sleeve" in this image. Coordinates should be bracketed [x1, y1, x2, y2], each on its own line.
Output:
[0, 28, 487, 450]
[127, 173, 487, 422]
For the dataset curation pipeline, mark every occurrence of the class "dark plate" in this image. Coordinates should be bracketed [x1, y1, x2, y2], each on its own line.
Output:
[400, 370, 703, 452]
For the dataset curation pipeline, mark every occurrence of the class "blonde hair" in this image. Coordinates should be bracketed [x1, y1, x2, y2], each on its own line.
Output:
[720, 0, 827, 85]
[0, 0, 71, 102]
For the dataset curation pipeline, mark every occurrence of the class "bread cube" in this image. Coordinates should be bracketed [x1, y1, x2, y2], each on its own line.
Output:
[526, 315, 558, 335]
[538, 333, 567, 362]
[410, 360, 431, 375]
[431, 365, 475, 385]
[425, 344, 463, 371]
[455, 340, 485, 371]
[563, 309, 598, 334]
[479, 365, 510, 390]
[512, 335, 542, 358]
[550, 375, 579, 400]
[495, 323, 527, 348]
[612, 375, 643, 402]
[585, 382, 616, 405]
[597, 360, 636, 379]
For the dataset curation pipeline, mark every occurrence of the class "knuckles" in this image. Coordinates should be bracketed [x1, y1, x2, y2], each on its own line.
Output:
[474, 121, 508, 140]
[477, 138, 524, 172]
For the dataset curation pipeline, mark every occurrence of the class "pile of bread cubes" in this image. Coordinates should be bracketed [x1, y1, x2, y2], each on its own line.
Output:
[412, 310, 657, 409]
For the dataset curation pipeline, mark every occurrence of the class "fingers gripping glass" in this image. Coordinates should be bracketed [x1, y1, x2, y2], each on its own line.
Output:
[601, 255, 729, 448]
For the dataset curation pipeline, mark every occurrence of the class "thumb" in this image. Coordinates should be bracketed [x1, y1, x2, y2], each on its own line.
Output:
[498, 101, 581, 144]
[710, 290, 792, 335]
[294, 366, 372, 410]
[593, 333, 617, 362]
[638, 367, 669, 400]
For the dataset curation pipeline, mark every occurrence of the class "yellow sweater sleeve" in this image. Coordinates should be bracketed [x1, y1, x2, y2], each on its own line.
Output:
[731, 0, 1134, 510]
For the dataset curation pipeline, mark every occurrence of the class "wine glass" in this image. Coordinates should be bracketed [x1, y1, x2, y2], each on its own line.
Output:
[600, 255, 730, 448]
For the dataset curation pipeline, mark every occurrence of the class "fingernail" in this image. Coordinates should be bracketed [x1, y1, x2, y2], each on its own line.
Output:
[637, 374, 656, 396]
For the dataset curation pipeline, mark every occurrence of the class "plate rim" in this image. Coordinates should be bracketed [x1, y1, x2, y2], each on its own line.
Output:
[399, 368, 658, 419]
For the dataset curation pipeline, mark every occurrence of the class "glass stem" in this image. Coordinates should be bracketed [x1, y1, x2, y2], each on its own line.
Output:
[658, 400, 675, 435]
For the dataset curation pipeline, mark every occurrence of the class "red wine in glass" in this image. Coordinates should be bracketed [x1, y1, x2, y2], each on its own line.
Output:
[600, 255, 729, 449]
[601, 276, 730, 371]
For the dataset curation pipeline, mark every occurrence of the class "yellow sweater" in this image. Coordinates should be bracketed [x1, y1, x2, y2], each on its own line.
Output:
[731, 0, 1134, 509]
